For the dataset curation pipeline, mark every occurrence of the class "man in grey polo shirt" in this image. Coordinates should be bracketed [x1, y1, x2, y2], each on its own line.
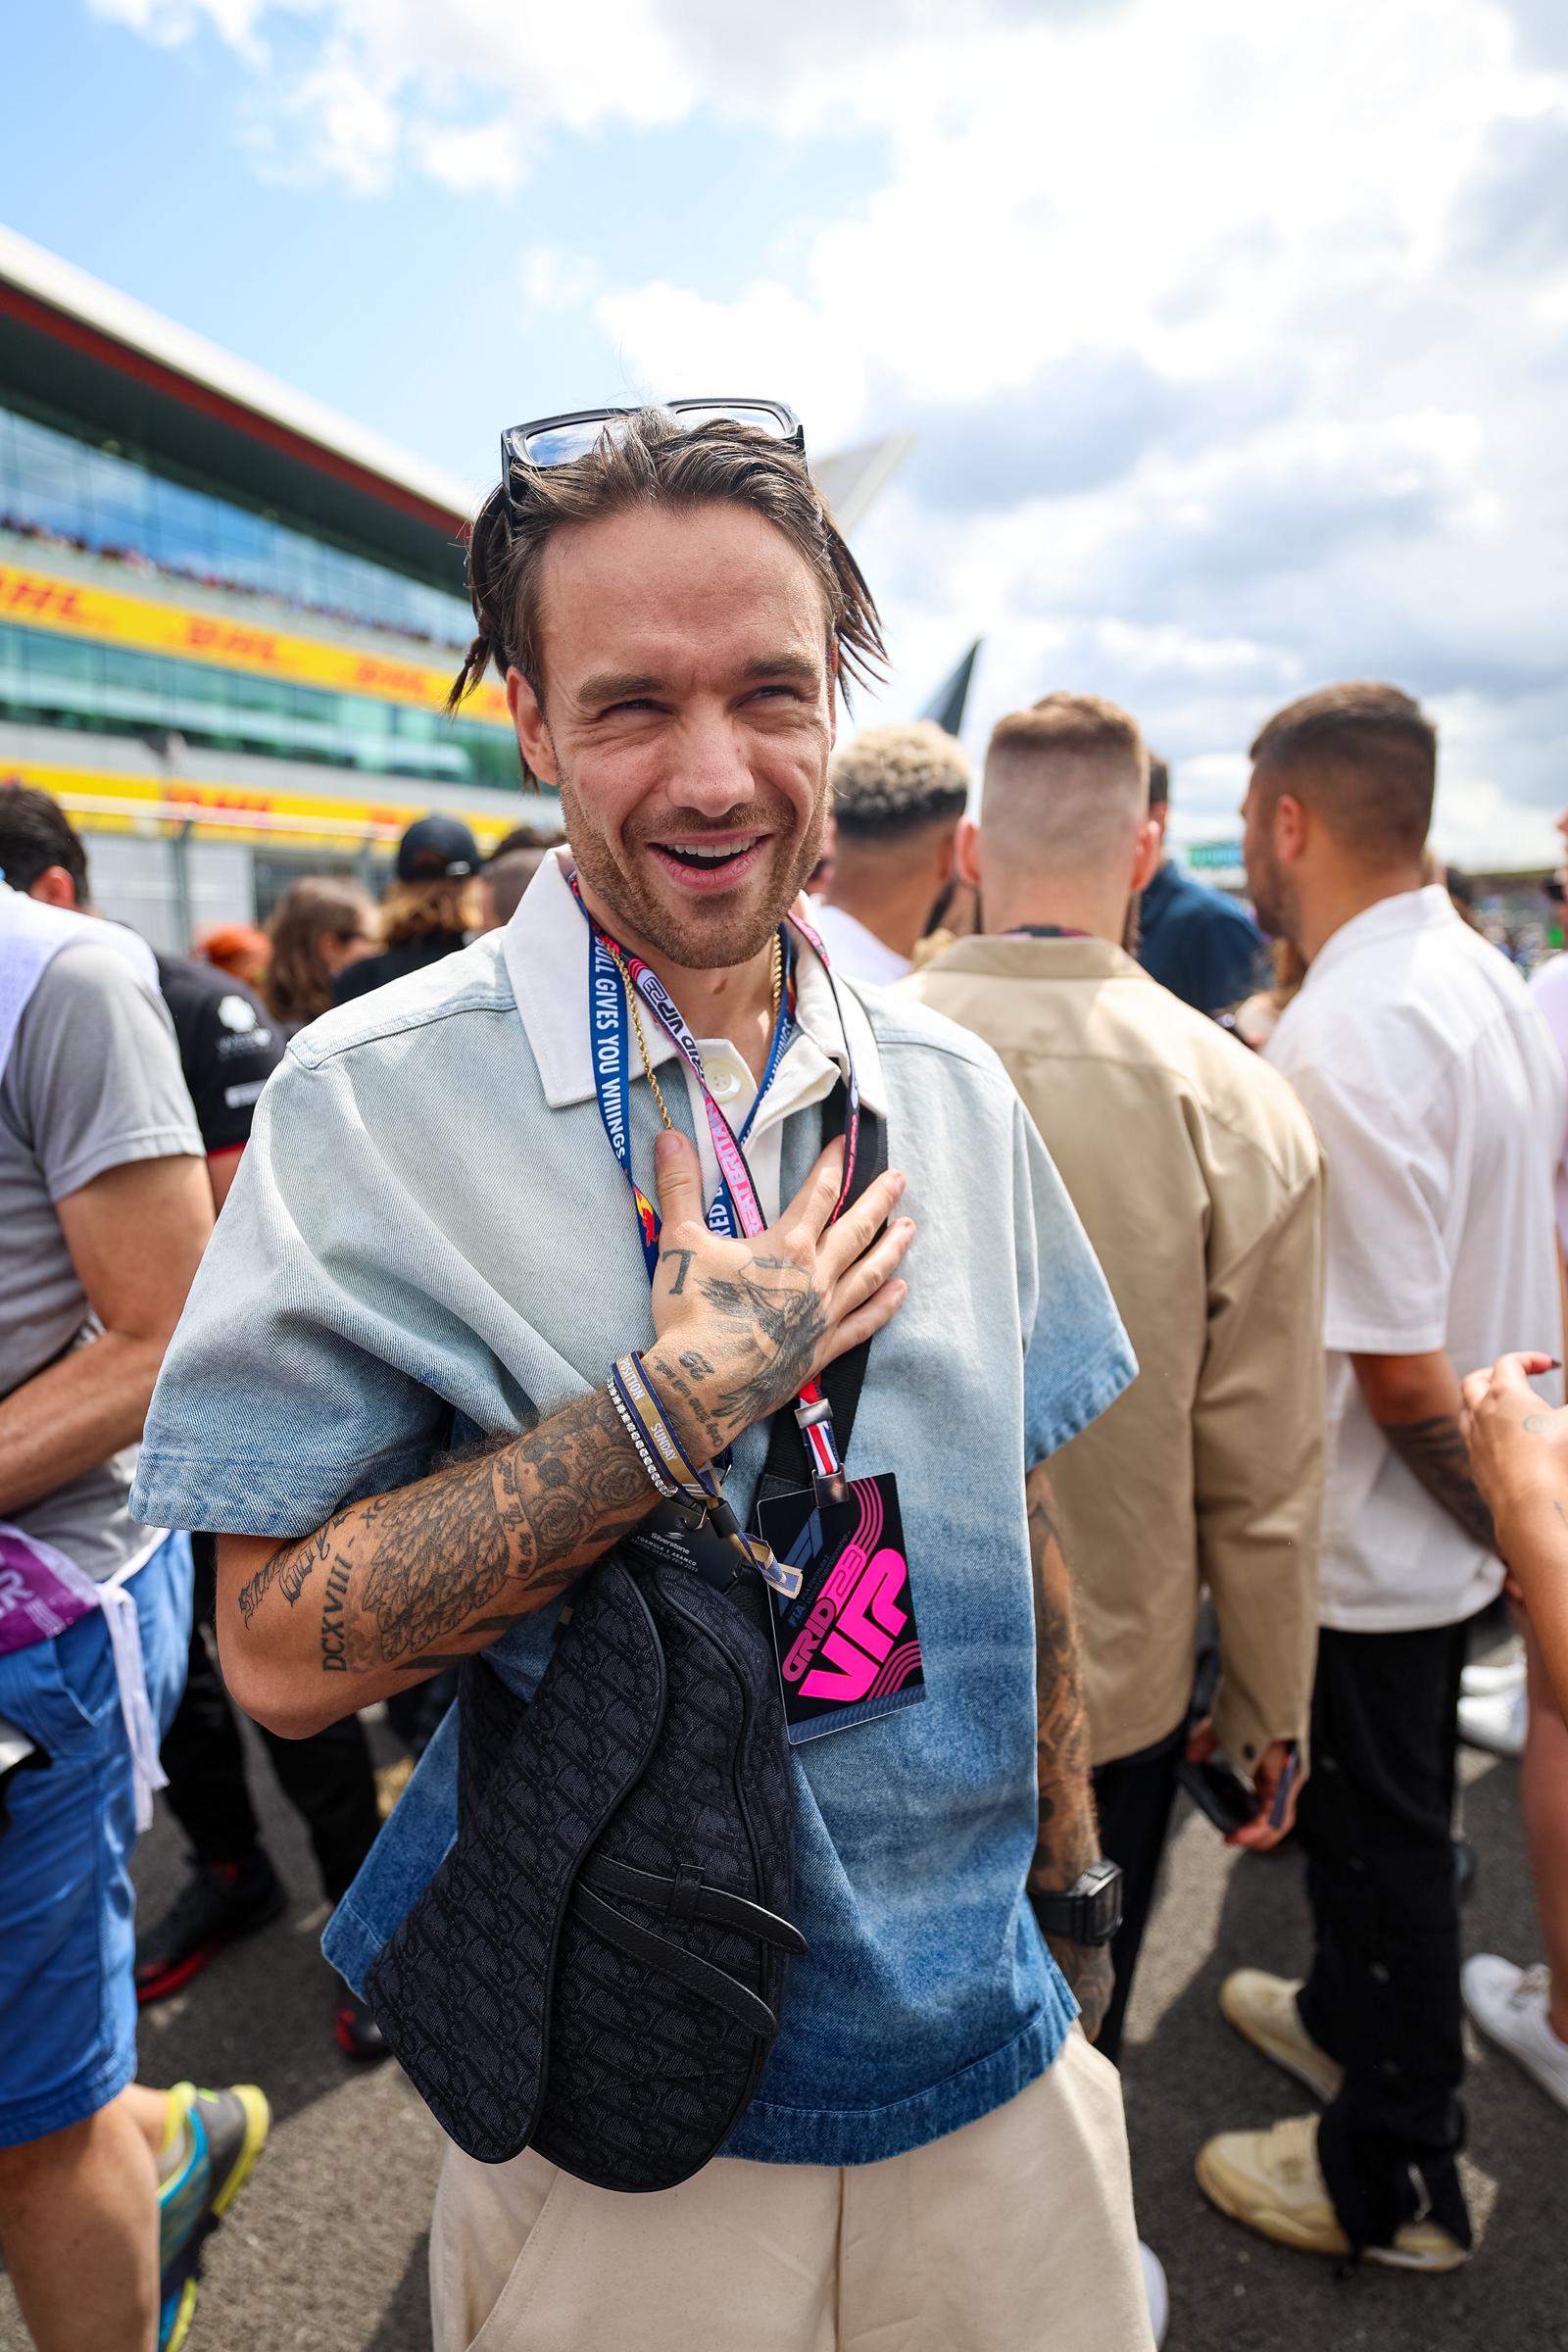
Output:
[135, 405, 1152, 2350]
[0, 801, 268, 2352]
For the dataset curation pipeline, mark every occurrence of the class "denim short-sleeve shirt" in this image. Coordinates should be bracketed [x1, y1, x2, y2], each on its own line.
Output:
[133, 854, 1134, 2166]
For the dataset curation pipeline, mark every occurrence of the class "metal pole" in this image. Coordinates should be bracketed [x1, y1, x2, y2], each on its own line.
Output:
[171, 820, 195, 953]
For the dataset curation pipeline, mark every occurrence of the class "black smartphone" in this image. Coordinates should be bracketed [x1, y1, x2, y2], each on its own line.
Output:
[1177, 1752, 1257, 1836]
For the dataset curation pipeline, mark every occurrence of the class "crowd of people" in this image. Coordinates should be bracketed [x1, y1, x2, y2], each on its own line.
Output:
[1, 402, 1566, 2352]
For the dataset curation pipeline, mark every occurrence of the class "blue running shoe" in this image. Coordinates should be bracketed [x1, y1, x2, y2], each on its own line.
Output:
[158, 2081, 270, 2351]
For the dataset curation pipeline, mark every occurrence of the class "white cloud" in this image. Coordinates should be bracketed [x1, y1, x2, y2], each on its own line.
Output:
[416, 118, 525, 196]
[98, 0, 1568, 858]
[90, 0, 266, 56]
[286, 41, 401, 195]
[520, 245, 603, 311]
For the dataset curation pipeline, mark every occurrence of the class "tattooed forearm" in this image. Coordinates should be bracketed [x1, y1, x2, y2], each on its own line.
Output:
[643, 1348, 727, 1457]
[1026, 1465, 1098, 1890]
[237, 1528, 332, 1626]
[1024, 1463, 1111, 2038]
[1381, 1413, 1496, 1550]
[233, 1387, 655, 1694]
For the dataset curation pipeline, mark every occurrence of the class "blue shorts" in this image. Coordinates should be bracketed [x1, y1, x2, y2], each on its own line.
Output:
[0, 1531, 191, 2147]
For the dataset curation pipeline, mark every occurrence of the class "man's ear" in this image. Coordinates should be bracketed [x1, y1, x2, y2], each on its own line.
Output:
[956, 813, 982, 891]
[507, 668, 557, 786]
[1275, 790, 1308, 867]
[1130, 816, 1162, 895]
[26, 866, 78, 910]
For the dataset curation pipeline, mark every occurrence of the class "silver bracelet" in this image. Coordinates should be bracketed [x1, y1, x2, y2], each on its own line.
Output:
[608, 1378, 680, 1500]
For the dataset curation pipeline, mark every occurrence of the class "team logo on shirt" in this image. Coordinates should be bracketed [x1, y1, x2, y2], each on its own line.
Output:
[218, 995, 258, 1032]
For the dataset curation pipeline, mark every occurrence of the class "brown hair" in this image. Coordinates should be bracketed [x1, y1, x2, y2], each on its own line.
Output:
[379, 875, 481, 947]
[265, 876, 378, 1026]
[482, 845, 558, 928]
[447, 410, 886, 712]
[1250, 682, 1436, 864]
[989, 693, 1151, 776]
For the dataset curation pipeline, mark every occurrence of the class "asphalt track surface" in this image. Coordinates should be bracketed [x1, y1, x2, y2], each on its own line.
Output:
[4, 1695, 1564, 2352]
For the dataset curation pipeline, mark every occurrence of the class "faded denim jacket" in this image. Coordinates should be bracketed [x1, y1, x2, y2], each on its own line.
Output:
[133, 855, 1135, 2166]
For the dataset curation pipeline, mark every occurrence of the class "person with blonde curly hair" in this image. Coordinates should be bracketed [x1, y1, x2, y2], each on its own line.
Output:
[813, 719, 971, 985]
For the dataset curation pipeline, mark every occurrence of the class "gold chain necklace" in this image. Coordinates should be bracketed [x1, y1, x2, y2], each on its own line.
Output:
[608, 931, 783, 1136]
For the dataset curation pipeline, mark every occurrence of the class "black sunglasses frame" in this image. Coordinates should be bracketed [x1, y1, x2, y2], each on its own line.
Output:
[500, 398, 805, 517]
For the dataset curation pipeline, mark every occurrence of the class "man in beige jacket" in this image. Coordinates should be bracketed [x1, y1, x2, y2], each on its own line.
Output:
[905, 693, 1324, 2061]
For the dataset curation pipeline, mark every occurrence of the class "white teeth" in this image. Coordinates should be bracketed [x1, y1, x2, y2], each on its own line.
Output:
[663, 840, 755, 864]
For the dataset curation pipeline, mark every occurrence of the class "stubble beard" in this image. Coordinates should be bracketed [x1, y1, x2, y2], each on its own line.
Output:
[1247, 851, 1298, 951]
[561, 772, 827, 971]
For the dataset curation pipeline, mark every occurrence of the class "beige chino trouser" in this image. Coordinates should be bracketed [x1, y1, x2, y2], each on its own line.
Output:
[430, 2026, 1154, 2352]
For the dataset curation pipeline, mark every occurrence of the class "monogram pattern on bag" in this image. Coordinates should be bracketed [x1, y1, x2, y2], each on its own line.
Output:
[365, 1550, 800, 2191]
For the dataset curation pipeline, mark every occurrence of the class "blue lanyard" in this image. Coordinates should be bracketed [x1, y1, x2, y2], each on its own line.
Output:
[582, 910, 795, 1282]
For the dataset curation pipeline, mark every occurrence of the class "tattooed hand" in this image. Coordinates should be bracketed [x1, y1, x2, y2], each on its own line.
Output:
[643, 1130, 914, 1462]
[1461, 1349, 1568, 1550]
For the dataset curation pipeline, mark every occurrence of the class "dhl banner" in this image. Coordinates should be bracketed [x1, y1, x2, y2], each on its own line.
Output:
[5, 760, 533, 856]
[0, 559, 511, 728]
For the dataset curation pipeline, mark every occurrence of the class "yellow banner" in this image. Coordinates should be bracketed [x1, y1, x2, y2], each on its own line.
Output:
[6, 760, 540, 856]
[0, 559, 511, 728]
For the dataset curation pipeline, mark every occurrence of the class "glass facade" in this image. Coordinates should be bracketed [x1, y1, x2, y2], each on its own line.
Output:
[0, 396, 473, 650]
[0, 621, 521, 788]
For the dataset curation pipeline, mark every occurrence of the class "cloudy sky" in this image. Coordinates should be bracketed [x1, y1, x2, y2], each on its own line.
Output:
[7, 0, 1567, 861]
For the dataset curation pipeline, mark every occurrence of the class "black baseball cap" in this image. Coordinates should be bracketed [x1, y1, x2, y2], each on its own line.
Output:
[396, 814, 480, 882]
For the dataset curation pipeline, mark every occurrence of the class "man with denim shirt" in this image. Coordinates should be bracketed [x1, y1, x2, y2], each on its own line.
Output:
[134, 406, 1151, 2350]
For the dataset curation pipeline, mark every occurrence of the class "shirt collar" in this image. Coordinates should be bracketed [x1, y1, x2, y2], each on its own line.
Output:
[501, 847, 886, 1115]
[921, 932, 1142, 985]
[1304, 884, 1457, 989]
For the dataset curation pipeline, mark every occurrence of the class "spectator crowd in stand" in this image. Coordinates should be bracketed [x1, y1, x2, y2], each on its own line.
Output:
[1, 403, 1566, 2352]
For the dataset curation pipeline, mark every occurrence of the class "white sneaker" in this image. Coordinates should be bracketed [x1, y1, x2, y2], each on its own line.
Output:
[1139, 2242, 1168, 2347]
[1461, 1641, 1525, 1699]
[1457, 1687, 1528, 1758]
[1218, 1970, 1345, 2103]
[1462, 1955, 1568, 2112]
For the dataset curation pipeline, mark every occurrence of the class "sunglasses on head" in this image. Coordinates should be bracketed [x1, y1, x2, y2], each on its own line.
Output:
[500, 398, 805, 514]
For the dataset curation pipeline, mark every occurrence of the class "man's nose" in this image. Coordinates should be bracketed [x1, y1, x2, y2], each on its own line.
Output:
[674, 710, 758, 816]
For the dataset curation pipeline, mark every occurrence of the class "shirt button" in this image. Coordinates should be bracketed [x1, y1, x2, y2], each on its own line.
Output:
[708, 1066, 743, 1102]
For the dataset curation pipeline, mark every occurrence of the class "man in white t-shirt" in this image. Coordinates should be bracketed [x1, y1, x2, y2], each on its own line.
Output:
[1195, 683, 1563, 2271]
[810, 721, 970, 984]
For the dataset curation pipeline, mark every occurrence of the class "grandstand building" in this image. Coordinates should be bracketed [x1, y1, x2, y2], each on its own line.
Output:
[0, 224, 561, 948]
[0, 228, 911, 950]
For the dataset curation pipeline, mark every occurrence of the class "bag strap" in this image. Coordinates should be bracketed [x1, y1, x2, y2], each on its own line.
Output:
[759, 1088, 887, 1495]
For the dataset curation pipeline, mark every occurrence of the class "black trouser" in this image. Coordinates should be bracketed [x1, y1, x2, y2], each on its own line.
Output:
[1091, 1722, 1186, 2066]
[1296, 1618, 1473, 2253]
[160, 1538, 381, 1907]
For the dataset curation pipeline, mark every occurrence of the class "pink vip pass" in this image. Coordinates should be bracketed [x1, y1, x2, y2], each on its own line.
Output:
[0, 1527, 100, 1658]
[755, 1474, 925, 1744]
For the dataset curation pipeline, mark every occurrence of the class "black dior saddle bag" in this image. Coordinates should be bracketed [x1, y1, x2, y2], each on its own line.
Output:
[363, 1538, 802, 2193]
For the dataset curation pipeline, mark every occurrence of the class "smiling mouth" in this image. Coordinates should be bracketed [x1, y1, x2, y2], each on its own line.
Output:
[648, 833, 769, 875]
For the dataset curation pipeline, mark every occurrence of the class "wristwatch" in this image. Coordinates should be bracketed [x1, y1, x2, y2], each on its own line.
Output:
[1030, 1859, 1123, 1946]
